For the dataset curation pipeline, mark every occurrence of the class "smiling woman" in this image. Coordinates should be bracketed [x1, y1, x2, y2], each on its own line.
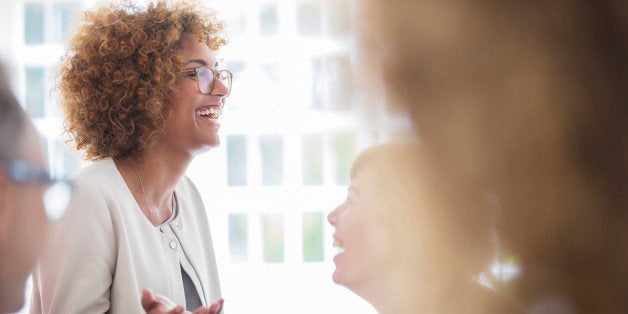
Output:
[327, 143, 520, 314]
[32, 1, 230, 313]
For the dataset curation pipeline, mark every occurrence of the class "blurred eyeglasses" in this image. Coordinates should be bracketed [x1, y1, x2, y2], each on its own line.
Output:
[1, 158, 72, 221]
[180, 66, 233, 97]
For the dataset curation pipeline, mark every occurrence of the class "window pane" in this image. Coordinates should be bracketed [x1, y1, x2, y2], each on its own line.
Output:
[259, 135, 283, 186]
[327, 55, 354, 111]
[302, 134, 323, 185]
[25, 66, 45, 118]
[310, 58, 323, 110]
[327, 0, 352, 38]
[261, 213, 284, 263]
[260, 4, 278, 36]
[332, 131, 357, 185]
[297, 2, 322, 37]
[24, 3, 45, 44]
[226, 60, 246, 110]
[260, 62, 280, 108]
[227, 135, 247, 186]
[302, 212, 324, 262]
[53, 2, 80, 43]
[231, 11, 247, 36]
[229, 213, 248, 263]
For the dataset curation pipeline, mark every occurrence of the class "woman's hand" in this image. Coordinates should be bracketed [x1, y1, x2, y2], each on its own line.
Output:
[141, 288, 224, 314]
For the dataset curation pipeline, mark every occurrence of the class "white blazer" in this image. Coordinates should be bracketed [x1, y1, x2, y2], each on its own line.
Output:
[30, 159, 222, 313]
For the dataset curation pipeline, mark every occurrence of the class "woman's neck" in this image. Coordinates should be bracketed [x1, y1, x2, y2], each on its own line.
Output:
[116, 147, 192, 225]
[358, 266, 427, 314]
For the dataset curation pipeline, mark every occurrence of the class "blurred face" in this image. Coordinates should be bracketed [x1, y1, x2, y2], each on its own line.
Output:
[0, 125, 48, 312]
[162, 33, 230, 156]
[327, 168, 393, 292]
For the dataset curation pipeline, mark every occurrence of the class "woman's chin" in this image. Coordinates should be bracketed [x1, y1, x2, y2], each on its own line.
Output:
[332, 270, 343, 285]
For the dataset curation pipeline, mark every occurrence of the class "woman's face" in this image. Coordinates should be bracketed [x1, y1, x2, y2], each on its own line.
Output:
[162, 33, 229, 156]
[327, 168, 394, 292]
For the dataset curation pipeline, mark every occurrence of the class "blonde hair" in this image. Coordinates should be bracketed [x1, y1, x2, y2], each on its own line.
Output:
[361, 0, 627, 311]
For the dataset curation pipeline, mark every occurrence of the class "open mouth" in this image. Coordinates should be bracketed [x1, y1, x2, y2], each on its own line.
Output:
[333, 239, 346, 255]
[196, 106, 222, 119]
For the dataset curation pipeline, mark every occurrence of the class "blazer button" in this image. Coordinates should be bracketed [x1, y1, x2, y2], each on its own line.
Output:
[169, 241, 177, 249]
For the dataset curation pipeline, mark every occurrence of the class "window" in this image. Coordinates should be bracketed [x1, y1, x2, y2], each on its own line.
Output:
[25, 66, 45, 118]
[327, 55, 354, 111]
[53, 2, 80, 42]
[310, 58, 323, 110]
[328, 0, 353, 38]
[24, 3, 45, 44]
[260, 4, 278, 36]
[259, 134, 284, 186]
[302, 133, 324, 185]
[261, 213, 284, 263]
[227, 135, 247, 186]
[297, 2, 322, 37]
[332, 131, 358, 185]
[302, 212, 324, 262]
[228, 213, 248, 263]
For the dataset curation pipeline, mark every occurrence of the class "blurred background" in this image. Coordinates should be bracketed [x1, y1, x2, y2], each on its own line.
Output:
[0, 0, 414, 313]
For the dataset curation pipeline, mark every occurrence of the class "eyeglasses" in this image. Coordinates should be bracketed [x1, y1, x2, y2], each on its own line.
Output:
[1, 158, 73, 221]
[180, 66, 233, 97]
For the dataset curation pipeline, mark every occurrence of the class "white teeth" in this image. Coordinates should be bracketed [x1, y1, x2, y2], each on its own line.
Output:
[333, 240, 345, 254]
[197, 107, 222, 119]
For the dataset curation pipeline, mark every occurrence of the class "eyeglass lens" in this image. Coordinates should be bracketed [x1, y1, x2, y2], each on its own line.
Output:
[197, 67, 232, 95]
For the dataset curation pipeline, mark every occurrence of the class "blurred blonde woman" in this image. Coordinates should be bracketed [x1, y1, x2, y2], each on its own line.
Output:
[329, 143, 522, 313]
[358, 0, 627, 313]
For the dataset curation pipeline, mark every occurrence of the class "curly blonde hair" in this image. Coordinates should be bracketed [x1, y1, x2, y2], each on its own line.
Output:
[58, 0, 226, 160]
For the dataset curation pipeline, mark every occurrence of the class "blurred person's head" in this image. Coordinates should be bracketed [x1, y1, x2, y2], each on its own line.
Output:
[0, 64, 49, 312]
[360, 0, 627, 312]
[58, 0, 228, 160]
[328, 144, 423, 288]
[328, 143, 505, 313]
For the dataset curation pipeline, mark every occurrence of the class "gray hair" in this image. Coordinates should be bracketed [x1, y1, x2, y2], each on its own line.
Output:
[0, 62, 28, 160]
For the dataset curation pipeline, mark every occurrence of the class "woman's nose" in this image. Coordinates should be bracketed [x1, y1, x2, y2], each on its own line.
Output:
[211, 77, 229, 98]
[328, 205, 341, 226]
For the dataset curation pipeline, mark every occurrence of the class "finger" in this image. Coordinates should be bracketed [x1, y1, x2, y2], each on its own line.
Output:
[208, 299, 224, 314]
[140, 288, 159, 310]
[192, 307, 210, 314]
[153, 293, 177, 309]
[166, 305, 185, 314]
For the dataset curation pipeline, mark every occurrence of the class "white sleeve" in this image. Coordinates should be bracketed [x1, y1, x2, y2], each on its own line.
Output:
[31, 183, 116, 314]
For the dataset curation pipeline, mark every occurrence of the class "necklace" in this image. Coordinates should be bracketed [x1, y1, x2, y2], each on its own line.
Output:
[129, 156, 155, 226]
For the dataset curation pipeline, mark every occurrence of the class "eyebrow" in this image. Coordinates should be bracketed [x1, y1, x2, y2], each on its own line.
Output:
[184, 59, 218, 67]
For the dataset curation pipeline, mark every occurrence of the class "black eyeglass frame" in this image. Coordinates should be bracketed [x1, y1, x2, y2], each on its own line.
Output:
[179, 66, 233, 97]
[1, 158, 56, 185]
[0, 158, 73, 221]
